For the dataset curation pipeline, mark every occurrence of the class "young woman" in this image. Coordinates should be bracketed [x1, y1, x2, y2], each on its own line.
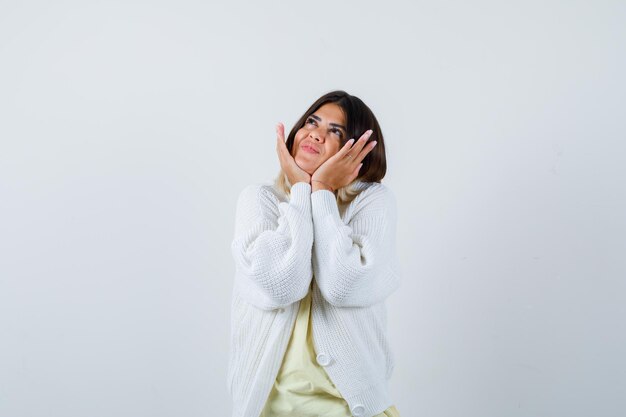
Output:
[228, 90, 402, 417]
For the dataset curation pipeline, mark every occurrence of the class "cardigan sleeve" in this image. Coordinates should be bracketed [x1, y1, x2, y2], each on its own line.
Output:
[230, 182, 314, 310]
[311, 183, 402, 307]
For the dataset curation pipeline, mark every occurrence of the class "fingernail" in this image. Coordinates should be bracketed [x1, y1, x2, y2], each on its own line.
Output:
[372, 141, 377, 146]
[348, 138, 355, 144]
[366, 129, 373, 136]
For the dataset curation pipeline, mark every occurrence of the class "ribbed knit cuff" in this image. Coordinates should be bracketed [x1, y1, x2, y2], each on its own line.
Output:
[290, 181, 312, 207]
[345, 381, 393, 417]
[311, 189, 341, 223]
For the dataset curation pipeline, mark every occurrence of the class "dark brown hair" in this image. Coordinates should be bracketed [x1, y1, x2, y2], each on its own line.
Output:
[274, 90, 388, 206]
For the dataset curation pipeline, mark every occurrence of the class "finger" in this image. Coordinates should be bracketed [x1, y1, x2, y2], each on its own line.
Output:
[276, 123, 289, 154]
[342, 130, 372, 161]
[276, 134, 286, 156]
[348, 163, 363, 183]
[342, 133, 372, 163]
[276, 128, 289, 165]
[275, 124, 298, 172]
[275, 123, 284, 146]
[351, 129, 374, 155]
[354, 140, 377, 163]
[337, 138, 356, 157]
[276, 122, 285, 142]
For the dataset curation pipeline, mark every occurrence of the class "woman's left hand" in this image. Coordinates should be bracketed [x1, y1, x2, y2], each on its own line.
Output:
[311, 129, 377, 191]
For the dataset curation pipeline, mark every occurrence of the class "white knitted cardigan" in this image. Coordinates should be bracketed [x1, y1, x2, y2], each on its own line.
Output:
[228, 180, 402, 417]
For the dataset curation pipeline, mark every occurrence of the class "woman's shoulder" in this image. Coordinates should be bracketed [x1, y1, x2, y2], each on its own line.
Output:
[236, 182, 286, 207]
[350, 180, 397, 207]
[237, 181, 273, 195]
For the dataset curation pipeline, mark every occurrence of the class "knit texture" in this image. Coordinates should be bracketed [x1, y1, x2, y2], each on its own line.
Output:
[228, 180, 402, 417]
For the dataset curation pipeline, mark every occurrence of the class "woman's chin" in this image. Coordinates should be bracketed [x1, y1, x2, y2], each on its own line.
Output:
[300, 166, 316, 175]
[294, 159, 317, 175]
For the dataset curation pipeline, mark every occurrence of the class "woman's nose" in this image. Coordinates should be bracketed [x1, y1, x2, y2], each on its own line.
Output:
[310, 129, 324, 142]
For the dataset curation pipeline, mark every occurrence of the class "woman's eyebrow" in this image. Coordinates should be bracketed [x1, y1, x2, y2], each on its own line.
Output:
[310, 114, 346, 130]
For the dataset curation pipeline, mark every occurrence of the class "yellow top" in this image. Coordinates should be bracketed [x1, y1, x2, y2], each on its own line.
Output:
[259, 283, 400, 417]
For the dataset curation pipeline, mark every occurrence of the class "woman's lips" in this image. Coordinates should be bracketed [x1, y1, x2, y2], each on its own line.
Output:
[302, 144, 319, 154]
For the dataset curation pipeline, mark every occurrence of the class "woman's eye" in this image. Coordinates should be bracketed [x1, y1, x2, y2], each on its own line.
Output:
[305, 118, 342, 138]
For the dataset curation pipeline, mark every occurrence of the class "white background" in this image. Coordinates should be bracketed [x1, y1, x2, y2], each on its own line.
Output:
[1, 1, 624, 416]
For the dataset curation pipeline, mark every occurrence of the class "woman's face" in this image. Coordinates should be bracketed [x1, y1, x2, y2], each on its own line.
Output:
[292, 102, 347, 175]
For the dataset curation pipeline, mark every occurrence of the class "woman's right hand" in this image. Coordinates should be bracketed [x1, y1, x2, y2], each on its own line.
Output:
[276, 122, 311, 186]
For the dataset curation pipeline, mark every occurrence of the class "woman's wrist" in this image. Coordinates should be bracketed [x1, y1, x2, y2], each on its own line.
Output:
[311, 179, 334, 192]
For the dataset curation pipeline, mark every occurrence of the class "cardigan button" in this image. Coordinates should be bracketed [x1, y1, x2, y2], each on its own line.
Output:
[351, 404, 365, 416]
[315, 353, 332, 366]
